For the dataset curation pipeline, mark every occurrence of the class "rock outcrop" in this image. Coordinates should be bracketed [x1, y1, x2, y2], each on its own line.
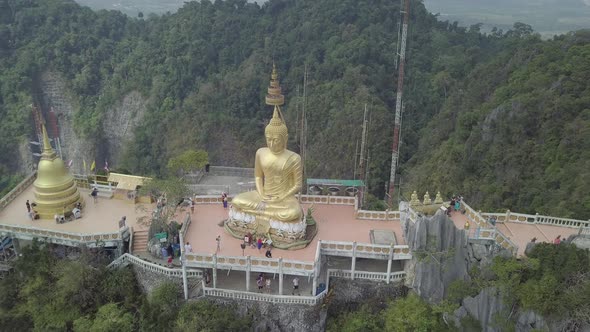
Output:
[35, 71, 147, 174]
[402, 205, 469, 303]
[452, 287, 505, 332]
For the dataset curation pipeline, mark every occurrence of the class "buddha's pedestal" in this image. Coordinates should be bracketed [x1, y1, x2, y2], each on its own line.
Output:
[224, 207, 316, 250]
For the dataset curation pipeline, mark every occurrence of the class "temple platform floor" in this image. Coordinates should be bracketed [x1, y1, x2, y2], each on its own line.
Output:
[185, 203, 406, 263]
[448, 210, 579, 256]
[0, 185, 149, 234]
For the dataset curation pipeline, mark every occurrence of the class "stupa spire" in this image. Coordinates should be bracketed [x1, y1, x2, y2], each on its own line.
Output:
[41, 124, 56, 159]
[266, 63, 284, 106]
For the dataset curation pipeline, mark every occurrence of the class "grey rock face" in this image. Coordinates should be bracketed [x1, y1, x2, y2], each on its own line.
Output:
[403, 210, 470, 303]
[516, 310, 546, 332]
[38, 71, 146, 174]
[458, 287, 505, 332]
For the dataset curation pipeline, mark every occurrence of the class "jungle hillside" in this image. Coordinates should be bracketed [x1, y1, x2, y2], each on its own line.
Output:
[0, 0, 588, 219]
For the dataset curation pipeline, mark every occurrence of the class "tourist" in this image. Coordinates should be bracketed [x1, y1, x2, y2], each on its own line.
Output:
[216, 235, 221, 253]
[118, 216, 126, 228]
[184, 242, 193, 253]
[257, 274, 264, 293]
[553, 235, 561, 245]
[167, 254, 173, 267]
[265, 277, 271, 293]
[190, 199, 195, 214]
[26, 200, 31, 213]
[265, 247, 272, 258]
[166, 243, 174, 258]
[292, 277, 300, 295]
[205, 271, 211, 285]
[530, 237, 537, 243]
[454, 199, 461, 211]
[223, 195, 228, 209]
[91, 187, 98, 203]
[257, 237, 263, 251]
[244, 234, 249, 245]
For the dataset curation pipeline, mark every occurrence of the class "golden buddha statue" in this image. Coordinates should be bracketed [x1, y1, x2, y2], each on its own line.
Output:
[230, 106, 304, 233]
[33, 124, 83, 219]
[228, 65, 305, 239]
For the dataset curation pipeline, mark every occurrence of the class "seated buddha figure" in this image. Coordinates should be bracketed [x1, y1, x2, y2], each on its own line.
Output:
[230, 106, 303, 232]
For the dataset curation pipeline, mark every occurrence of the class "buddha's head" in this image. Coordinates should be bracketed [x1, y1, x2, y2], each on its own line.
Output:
[265, 106, 288, 154]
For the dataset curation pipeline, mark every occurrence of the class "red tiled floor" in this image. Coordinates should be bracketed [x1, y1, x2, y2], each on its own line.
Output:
[184, 203, 405, 263]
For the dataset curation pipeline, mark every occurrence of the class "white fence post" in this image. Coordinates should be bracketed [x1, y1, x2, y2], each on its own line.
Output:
[213, 254, 218, 289]
[279, 257, 284, 295]
[246, 255, 251, 292]
[386, 243, 393, 284]
[351, 241, 357, 280]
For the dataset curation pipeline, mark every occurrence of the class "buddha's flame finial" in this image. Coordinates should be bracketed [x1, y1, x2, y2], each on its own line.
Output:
[271, 62, 278, 80]
[266, 63, 284, 106]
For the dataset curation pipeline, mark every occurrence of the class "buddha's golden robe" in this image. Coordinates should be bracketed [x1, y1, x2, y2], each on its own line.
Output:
[231, 147, 302, 223]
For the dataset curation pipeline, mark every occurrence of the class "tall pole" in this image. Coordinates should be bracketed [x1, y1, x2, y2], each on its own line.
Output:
[388, 0, 410, 208]
[300, 65, 308, 193]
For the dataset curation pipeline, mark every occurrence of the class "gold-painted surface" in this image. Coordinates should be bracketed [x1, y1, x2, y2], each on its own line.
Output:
[32, 125, 83, 219]
[231, 105, 303, 223]
[265, 63, 285, 106]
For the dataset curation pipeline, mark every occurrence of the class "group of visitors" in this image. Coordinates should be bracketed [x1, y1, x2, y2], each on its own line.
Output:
[255, 273, 300, 295]
[447, 195, 463, 216]
[243, 232, 273, 257]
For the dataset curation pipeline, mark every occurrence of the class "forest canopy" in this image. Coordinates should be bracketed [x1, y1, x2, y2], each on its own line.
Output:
[0, 0, 588, 218]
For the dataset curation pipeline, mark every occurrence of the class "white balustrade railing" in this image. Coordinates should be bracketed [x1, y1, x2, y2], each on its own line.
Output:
[481, 212, 589, 229]
[328, 269, 406, 282]
[202, 286, 325, 305]
[468, 228, 497, 241]
[320, 241, 412, 260]
[579, 227, 590, 236]
[462, 201, 519, 255]
[184, 253, 315, 276]
[0, 223, 121, 246]
[356, 209, 401, 221]
[109, 253, 202, 278]
[0, 172, 36, 212]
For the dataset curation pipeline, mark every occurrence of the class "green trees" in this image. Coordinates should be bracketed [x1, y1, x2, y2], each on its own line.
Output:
[0, 0, 588, 218]
[167, 149, 209, 176]
[327, 294, 450, 332]
[0, 243, 250, 331]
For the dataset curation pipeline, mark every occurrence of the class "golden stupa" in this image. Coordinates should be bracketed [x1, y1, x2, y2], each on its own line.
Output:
[265, 63, 285, 106]
[32, 125, 83, 219]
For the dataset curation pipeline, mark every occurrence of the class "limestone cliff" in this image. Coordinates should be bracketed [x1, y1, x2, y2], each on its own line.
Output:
[26, 71, 146, 175]
[402, 205, 470, 303]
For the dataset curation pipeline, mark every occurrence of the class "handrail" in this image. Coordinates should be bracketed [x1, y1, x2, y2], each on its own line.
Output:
[356, 209, 401, 221]
[0, 223, 121, 244]
[0, 172, 36, 212]
[320, 241, 412, 259]
[180, 212, 191, 235]
[184, 252, 315, 274]
[108, 253, 202, 278]
[128, 226, 134, 255]
[481, 211, 589, 229]
[462, 201, 519, 255]
[328, 269, 406, 282]
[202, 285, 328, 305]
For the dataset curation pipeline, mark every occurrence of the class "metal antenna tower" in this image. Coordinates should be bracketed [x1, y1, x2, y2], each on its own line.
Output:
[387, 0, 410, 208]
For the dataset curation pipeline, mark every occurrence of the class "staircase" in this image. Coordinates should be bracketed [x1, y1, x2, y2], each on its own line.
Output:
[132, 230, 149, 254]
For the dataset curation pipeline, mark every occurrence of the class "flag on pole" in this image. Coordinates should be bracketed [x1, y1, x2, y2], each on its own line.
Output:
[90, 160, 96, 172]
[104, 160, 109, 173]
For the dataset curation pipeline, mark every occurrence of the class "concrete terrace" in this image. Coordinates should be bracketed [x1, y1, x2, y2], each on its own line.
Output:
[184, 203, 405, 263]
[0, 185, 148, 234]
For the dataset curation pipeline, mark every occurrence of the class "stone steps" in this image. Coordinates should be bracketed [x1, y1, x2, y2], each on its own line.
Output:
[132, 230, 149, 253]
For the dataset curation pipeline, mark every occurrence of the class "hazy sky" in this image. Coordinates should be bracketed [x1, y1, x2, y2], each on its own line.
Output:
[76, 0, 590, 36]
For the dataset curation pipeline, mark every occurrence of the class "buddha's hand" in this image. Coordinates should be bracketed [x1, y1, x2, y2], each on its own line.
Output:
[256, 201, 267, 211]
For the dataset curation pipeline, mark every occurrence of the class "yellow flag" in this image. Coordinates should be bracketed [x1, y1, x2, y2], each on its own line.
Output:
[90, 160, 96, 171]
